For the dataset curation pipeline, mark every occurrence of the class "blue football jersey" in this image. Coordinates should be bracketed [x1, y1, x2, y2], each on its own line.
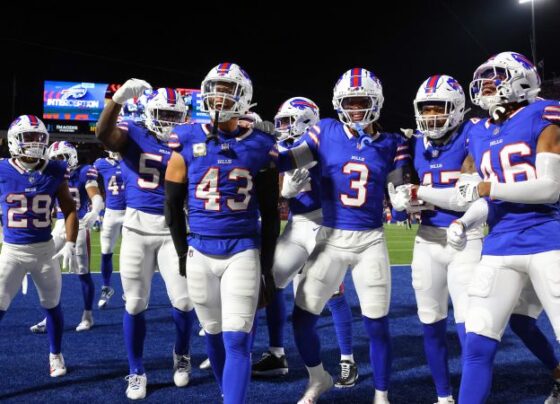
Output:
[57, 164, 98, 220]
[118, 120, 172, 215]
[0, 159, 67, 244]
[289, 118, 410, 231]
[411, 121, 473, 228]
[468, 99, 560, 255]
[169, 123, 278, 255]
[94, 157, 126, 210]
[278, 139, 321, 216]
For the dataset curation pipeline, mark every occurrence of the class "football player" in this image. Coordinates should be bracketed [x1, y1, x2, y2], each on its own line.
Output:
[165, 62, 280, 404]
[252, 97, 358, 388]
[96, 82, 195, 400]
[0, 115, 78, 377]
[446, 52, 560, 404]
[30, 141, 104, 333]
[278, 68, 411, 404]
[93, 150, 125, 308]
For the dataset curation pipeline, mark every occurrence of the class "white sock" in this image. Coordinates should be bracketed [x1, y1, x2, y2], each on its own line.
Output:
[375, 390, 388, 399]
[306, 363, 326, 383]
[341, 354, 354, 363]
[269, 347, 285, 357]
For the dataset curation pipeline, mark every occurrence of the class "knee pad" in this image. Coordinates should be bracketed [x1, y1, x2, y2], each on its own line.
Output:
[126, 297, 149, 315]
[417, 295, 447, 324]
[468, 265, 497, 299]
[295, 288, 326, 316]
[202, 319, 222, 335]
[223, 315, 253, 333]
[465, 306, 501, 341]
[39, 295, 61, 310]
[171, 296, 194, 312]
[544, 261, 560, 298]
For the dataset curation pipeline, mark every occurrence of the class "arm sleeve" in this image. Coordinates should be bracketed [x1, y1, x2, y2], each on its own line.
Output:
[417, 186, 467, 212]
[165, 180, 189, 256]
[490, 152, 560, 204]
[255, 167, 280, 275]
[277, 127, 319, 172]
[458, 198, 489, 231]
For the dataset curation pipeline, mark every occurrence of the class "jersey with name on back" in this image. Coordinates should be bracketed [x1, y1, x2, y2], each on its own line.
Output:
[94, 157, 125, 210]
[411, 120, 474, 227]
[0, 159, 67, 244]
[468, 99, 560, 255]
[118, 120, 172, 215]
[169, 123, 278, 255]
[294, 118, 410, 231]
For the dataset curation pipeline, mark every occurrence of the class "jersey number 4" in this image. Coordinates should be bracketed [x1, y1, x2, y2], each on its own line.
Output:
[196, 167, 252, 211]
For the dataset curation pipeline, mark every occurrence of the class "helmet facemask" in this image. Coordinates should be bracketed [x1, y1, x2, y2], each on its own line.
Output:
[202, 79, 249, 123]
[334, 95, 380, 130]
[145, 107, 186, 141]
[415, 101, 458, 140]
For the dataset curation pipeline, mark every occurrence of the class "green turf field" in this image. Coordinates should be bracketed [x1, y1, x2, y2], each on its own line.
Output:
[87, 222, 418, 272]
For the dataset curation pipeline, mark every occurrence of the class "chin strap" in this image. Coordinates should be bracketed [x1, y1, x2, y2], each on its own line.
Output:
[353, 124, 376, 148]
[206, 110, 220, 144]
[490, 104, 507, 121]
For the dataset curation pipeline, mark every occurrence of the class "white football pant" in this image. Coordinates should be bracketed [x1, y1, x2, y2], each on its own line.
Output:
[100, 208, 124, 254]
[0, 240, 61, 311]
[188, 247, 261, 334]
[295, 227, 390, 319]
[465, 250, 560, 341]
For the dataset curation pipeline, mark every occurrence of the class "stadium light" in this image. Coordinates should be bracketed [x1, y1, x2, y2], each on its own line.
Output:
[519, 0, 539, 68]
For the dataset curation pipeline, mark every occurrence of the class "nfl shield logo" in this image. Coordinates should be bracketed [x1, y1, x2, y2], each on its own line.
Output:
[28, 176, 35, 184]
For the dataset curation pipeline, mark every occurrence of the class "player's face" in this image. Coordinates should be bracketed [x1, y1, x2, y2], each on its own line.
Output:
[479, 67, 508, 96]
[21, 132, 47, 143]
[420, 103, 447, 128]
[275, 116, 292, 131]
[341, 96, 372, 122]
[157, 109, 185, 124]
[207, 81, 236, 111]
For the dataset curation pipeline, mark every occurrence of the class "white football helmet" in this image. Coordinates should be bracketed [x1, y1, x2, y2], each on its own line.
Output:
[274, 97, 320, 141]
[48, 141, 78, 170]
[7, 115, 49, 160]
[201, 63, 253, 123]
[332, 68, 384, 129]
[414, 75, 466, 139]
[469, 51, 541, 112]
[145, 88, 187, 141]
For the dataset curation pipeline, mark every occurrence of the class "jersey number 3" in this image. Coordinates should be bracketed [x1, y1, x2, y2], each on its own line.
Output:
[340, 162, 369, 207]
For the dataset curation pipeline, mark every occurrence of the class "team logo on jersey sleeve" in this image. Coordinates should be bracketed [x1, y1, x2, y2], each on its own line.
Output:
[193, 143, 207, 157]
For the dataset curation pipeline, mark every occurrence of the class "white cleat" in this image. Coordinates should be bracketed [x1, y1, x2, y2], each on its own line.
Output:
[434, 397, 455, 404]
[199, 358, 211, 370]
[30, 318, 47, 334]
[98, 286, 115, 309]
[173, 352, 191, 387]
[125, 373, 147, 400]
[76, 311, 94, 332]
[49, 353, 67, 377]
[297, 370, 333, 404]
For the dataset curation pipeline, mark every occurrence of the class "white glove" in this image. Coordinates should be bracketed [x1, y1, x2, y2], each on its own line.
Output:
[457, 181, 480, 207]
[447, 220, 467, 250]
[281, 168, 311, 198]
[388, 183, 412, 211]
[112, 78, 152, 105]
[400, 128, 415, 139]
[53, 242, 81, 274]
[81, 212, 99, 230]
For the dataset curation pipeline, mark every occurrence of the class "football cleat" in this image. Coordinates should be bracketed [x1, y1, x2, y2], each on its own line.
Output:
[334, 360, 359, 388]
[252, 351, 289, 377]
[297, 370, 333, 404]
[173, 352, 191, 387]
[98, 286, 115, 309]
[75, 311, 94, 332]
[434, 397, 455, 404]
[49, 353, 67, 377]
[125, 373, 147, 400]
[30, 318, 47, 334]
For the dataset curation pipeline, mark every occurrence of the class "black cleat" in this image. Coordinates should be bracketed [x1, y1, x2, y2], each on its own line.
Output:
[334, 360, 358, 388]
[251, 351, 288, 377]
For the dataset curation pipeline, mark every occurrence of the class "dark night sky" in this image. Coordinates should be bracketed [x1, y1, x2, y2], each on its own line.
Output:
[1, 0, 559, 132]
